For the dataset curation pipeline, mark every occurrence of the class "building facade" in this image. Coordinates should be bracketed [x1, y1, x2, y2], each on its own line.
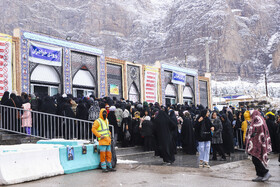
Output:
[0, 29, 212, 107]
[105, 57, 125, 100]
[14, 29, 106, 98]
[160, 63, 199, 106]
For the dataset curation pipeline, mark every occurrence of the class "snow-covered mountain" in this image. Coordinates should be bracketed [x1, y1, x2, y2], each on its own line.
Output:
[1, 0, 280, 96]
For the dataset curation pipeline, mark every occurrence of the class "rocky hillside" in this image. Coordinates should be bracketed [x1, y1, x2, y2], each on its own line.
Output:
[1, 0, 280, 84]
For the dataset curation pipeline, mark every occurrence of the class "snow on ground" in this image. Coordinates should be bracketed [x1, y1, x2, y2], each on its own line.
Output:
[212, 78, 280, 98]
[267, 32, 280, 51]
[117, 159, 139, 164]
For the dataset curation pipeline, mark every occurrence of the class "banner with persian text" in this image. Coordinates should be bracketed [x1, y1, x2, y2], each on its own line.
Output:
[0, 33, 12, 98]
[172, 71, 186, 85]
[144, 66, 158, 103]
[29, 42, 62, 66]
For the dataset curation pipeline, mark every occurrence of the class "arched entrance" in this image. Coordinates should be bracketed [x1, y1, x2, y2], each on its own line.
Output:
[165, 83, 177, 105]
[128, 82, 140, 103]
[30, 64, 60, 97]
[183, 86, 194, 105]
[72, 69, 95, 98]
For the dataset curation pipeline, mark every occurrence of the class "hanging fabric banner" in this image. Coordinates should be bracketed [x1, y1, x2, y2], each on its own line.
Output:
[172, 71, 186, 85]
[29, 42, 62, 66]
[144, 66, 158, 103]
[0, 33, 12, 98]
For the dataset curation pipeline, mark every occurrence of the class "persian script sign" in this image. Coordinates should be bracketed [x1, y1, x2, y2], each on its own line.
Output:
[144, 66, 158, 103]
[0, 33, 12, 98]
[172, 71, 186, 85]
[29, 42, 62, 66]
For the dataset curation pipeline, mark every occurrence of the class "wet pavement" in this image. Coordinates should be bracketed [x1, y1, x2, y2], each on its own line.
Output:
[11, 154, 280, 187]
[121, 149, 249, 168]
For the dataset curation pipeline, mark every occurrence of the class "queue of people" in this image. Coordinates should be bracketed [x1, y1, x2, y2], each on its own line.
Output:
[0, 90, 280, 181]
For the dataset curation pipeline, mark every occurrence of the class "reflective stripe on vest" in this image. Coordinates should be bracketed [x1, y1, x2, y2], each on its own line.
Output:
[97, 118, 110, 140]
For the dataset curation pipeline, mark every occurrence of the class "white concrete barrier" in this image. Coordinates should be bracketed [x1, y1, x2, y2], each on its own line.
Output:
[0, 144, 64, 185]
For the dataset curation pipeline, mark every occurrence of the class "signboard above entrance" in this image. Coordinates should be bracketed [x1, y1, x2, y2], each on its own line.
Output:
[29, 42, 62, 66]
[171, 72, 186, 85]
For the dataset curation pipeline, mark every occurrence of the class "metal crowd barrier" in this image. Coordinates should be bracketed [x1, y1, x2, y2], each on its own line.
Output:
[0, 104, 114, 142]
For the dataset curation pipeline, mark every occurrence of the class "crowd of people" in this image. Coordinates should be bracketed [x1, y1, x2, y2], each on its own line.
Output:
[1, 90, 280, 181]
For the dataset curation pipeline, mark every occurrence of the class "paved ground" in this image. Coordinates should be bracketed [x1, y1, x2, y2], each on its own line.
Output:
[123, 149, 249, 168]
[11, 154, 280, 187]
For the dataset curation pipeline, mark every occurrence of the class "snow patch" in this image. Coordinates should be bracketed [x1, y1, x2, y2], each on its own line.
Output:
[117, 159, 139, 164]
[231, 9, 242, 13]
[187, 55, 198, 62]
[212, 79, 280, 98]
[267, 32, 280, 51]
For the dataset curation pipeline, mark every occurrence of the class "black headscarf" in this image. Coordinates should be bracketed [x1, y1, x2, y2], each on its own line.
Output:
[40, 96, 56, 114]
[10, 93, 21, 108]
[1, 91, 10, 105]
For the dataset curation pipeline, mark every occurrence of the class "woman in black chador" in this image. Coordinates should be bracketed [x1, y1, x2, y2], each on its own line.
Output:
[39, 96, 56, 137]
[153, 110, 176, 164]
[221, 114, 234, 156]
[181, 111, 196, 155]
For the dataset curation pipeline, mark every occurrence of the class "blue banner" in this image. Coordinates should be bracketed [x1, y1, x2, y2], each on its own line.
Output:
[172, 72, 186, 85]
[29, 42, 62, 66]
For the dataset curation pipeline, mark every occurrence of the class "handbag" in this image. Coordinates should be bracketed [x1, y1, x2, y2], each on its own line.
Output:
[125, 130, 131, 141]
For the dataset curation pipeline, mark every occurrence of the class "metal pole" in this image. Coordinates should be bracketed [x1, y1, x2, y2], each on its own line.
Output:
[265, 72, 268, 97]
[53, 117, 57, 138]
[205, 39, 210, 73]
[50, 115, 52, 139]
[185, 53, 187, 68]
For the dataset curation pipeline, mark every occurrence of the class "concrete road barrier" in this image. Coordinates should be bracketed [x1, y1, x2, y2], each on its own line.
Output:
[59, 144, 100, 174]
[37, 139, 100, 174]
[0, 144, 64, 185]
[37, 139, 90, 146]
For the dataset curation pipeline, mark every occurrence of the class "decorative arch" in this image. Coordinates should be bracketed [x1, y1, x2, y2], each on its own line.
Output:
[165, 83, 177, 97]
[30, 64, 60, 84]
[128, 81, 140, 103]
[183, 86, 194, 99]
[72, 69, 96, 88]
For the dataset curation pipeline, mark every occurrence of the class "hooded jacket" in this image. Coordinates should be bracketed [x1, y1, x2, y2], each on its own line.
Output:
[210, 114, 223, 144]
[22, 103, 32, 128]
[241, 111, 250, 143]
[92, 108, 111, 145]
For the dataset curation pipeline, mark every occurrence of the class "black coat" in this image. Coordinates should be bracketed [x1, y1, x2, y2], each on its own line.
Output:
[221, 114, 234, 154]
[1, 91, 10, 105]
[181, 117, 196, 154]
[108, 111, 118, 134]
[61, 103, 75, 118]
[141, 120, 153, 137]
[194, 116, 213, 142]
[211, 117, 223, 144]
[266, 115, 278, 152]
[40, 97, 56, 114]
[76, 102, 88, 120]
[169, 110, 178, 153]
[153, 110, 176, 163]
[276, 122, 280, 153]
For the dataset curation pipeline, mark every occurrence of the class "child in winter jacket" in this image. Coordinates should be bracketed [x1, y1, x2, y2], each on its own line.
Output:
[22, 101, 32, 135]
